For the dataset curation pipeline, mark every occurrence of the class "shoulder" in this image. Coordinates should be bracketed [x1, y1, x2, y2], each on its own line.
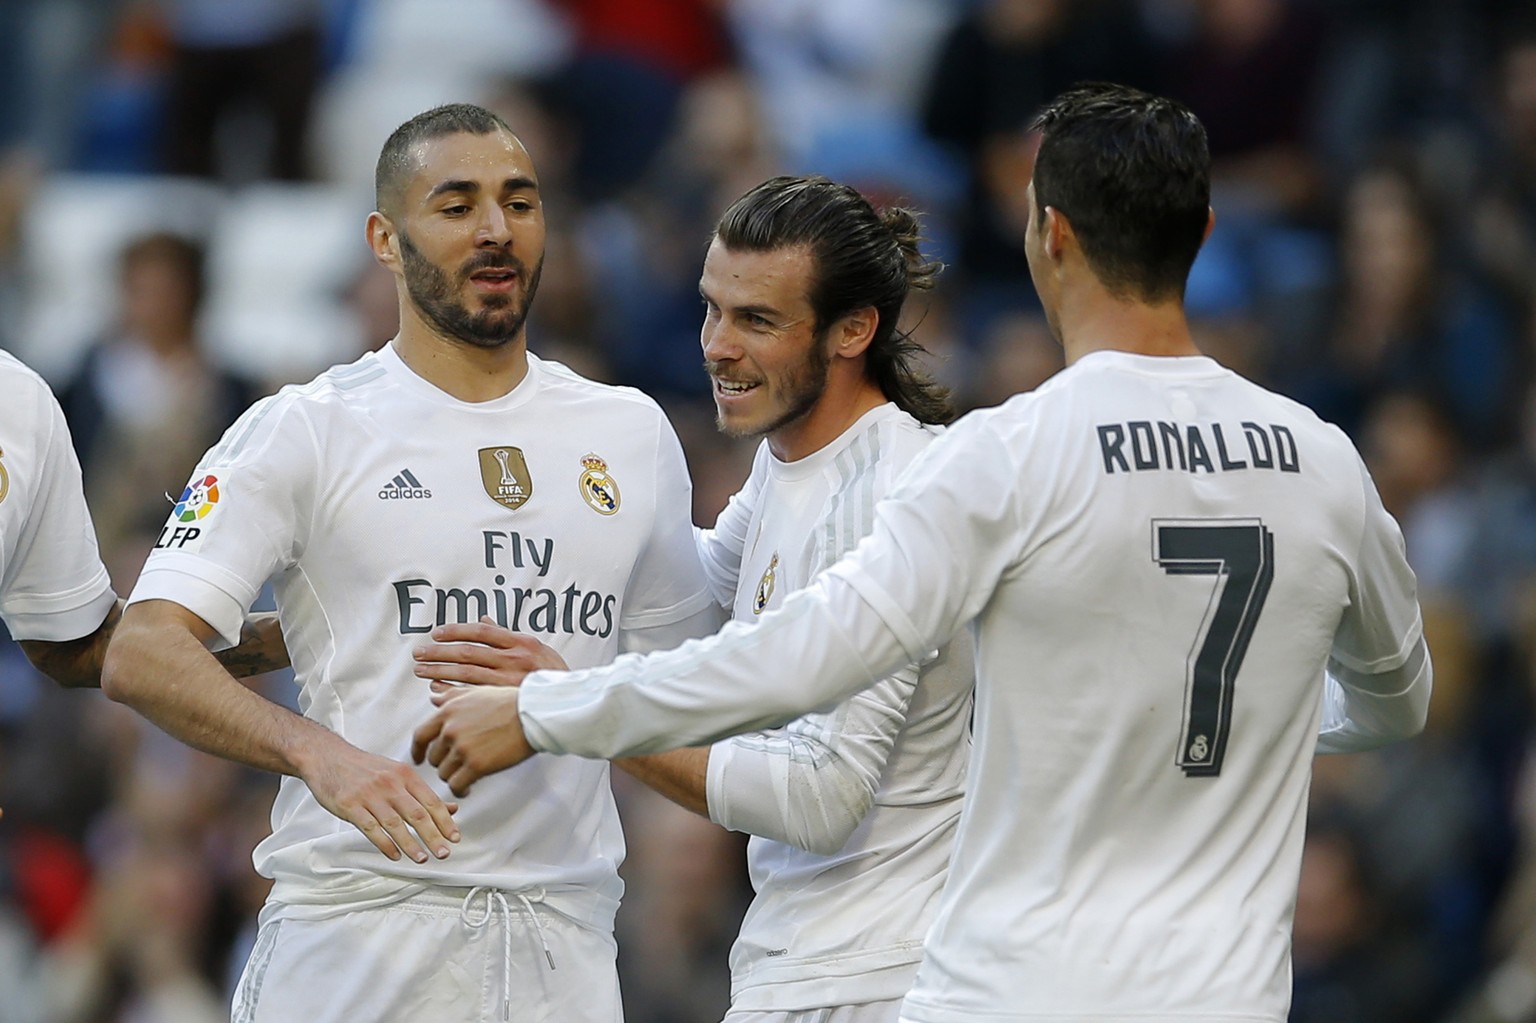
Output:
[204, 353, 390, 464]
[533, 356, 677, 436]
[0, 350, 58, 411]
[0, 350, 68, 444]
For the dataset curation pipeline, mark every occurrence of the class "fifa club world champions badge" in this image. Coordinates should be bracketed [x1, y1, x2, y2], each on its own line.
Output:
[579, 453, 620, 515]
[479, 446, 534, 511]
[0, 445, 9, 504]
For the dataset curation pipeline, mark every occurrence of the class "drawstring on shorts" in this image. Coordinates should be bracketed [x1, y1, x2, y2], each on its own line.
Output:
[461, 885, 556, 1021]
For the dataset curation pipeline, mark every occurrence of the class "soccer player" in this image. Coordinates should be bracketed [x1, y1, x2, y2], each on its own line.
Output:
[101, 104, 718, 1022]
[0, 349, 284, 687]
[413, 83, 1433, 1022]
[414, 175, 975, 1023]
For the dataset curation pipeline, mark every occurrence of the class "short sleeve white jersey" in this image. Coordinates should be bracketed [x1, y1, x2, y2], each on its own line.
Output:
[0, 350, 116, 642]
[129, 345, 716, 926]
[702, 404, 973, 1011]
[518, 351, 1429, 1022]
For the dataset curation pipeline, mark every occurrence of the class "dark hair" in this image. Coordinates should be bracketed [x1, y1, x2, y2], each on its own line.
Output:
[118, 231, 206, 312]
[375, 103, 517, 215]
[1030, 82, 1210, 303]
[714, 175, 954, 425]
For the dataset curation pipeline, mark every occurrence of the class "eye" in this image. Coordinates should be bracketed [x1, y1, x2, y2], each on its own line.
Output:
[506, 198, 535, 212]
[745, 313, 771, 328]
[442, 203, 470, 216]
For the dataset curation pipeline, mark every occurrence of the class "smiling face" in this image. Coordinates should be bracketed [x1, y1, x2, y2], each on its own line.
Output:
[388, 129, 546, 349]
[698, 239, 832, 446]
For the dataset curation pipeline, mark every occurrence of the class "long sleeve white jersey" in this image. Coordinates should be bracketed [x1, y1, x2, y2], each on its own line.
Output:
[518, 351, 1431, 1022]
[0, 350, 116, 642]
[694, 403, 973, 1012]
[129, 345, 717, 932]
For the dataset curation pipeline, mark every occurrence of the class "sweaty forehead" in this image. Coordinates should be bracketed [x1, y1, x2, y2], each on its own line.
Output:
[405, 130, 537, 202]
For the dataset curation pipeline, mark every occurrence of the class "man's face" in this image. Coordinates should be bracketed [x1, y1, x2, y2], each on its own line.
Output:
[394, 130, 546, 348]
[698, 239, 831, 441]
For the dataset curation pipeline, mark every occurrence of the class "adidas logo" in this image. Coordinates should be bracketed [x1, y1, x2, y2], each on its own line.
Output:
[378, 469, 432, 500]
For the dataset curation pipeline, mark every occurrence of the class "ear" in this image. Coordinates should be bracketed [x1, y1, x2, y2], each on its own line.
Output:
[1202, 206, 1216, 244]
[1042, 205, 1068, 262]
[831, 306, 879, 360]
[366, 211, 403, 274]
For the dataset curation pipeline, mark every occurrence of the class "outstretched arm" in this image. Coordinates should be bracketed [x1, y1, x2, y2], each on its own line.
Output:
[105, 599, 459, 863]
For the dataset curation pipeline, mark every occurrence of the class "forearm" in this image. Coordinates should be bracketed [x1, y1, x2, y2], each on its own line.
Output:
[19, 600, 124, 689]
[615, 748, 711, 817]
[102, 606, 336, 777]
[213, 612, 291, 678]
[520, 574, 917, 759]
[1316, 637, 1433, 754]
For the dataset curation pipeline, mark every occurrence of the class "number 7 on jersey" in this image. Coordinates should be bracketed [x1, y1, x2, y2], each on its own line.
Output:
[1153, 519, 1275, 778]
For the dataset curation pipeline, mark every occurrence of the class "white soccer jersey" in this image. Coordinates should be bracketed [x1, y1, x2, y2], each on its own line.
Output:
[0, 350, 116, 642]
[519, 351, 1431, 1022]
[130, 344, 716, 929]
[695, 404, 972, 1012]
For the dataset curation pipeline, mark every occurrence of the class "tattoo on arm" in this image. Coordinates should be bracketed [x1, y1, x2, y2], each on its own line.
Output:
[214, 612, 291, 678]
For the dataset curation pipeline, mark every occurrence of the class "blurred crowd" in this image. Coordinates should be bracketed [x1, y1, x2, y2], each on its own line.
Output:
[0, 1, 1534, 1021]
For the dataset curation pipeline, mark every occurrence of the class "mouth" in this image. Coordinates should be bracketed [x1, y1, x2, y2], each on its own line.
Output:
[712, 377, 760, 400]
[468, 267, 519, 292]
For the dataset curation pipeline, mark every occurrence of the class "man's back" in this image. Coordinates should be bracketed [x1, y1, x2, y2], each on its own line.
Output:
[884, 351, 1422, 1022]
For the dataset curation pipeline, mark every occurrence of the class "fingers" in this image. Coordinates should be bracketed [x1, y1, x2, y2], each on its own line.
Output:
[411, 713, 444, 764]
[414, 659, 520, 688]
[426, 619, 528, 648]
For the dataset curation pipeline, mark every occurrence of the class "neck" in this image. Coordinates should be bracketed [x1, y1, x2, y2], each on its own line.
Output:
[1055, 278, 1202, 366]
[392, 302, 529, 402]
[767, 370, 887, 462]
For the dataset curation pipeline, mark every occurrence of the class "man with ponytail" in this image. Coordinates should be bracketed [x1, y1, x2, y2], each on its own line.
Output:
[415, 175, 974, 1023]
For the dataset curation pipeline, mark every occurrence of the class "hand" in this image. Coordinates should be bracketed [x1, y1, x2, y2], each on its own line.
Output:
[411, 686, 534, 796]
[412, 616, 568, 692]
[299, 738, 461, 863]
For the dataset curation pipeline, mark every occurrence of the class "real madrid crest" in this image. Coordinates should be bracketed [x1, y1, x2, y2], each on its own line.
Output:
[752, 552, 779, 614]
[578, 453, 620, 515]
[0, 445, 8, 504]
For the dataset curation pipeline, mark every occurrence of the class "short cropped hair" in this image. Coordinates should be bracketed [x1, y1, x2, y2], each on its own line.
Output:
[1030, 82, 1210, 302]
[375, 103, 516, 215]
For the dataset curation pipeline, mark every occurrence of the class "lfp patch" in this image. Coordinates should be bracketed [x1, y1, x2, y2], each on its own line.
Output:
[173, 475, 221, 521]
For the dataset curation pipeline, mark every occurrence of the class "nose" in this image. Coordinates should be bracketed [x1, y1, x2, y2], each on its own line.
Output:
[476, 203, 514, 247]
[701, 317, 739, 363]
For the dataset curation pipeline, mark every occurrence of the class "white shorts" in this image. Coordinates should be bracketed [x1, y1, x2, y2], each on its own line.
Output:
[232, 886, 622, 1023]
[723, 999, 904, 1023]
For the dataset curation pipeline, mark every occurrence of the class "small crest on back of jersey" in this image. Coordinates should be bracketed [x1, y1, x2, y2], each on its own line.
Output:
[578, 453, 620, 515]
[479, 446, 534, 511]
[0, 445, 9, 504]
[753, 553, 779, 614]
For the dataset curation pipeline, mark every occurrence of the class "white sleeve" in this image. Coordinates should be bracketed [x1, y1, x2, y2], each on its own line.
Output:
[1315, 455, 1432, 754]
[0, 380, 115, 642]
[617, 413, 720, 644]
[519, 415, 1024, 758]
[692, 444, 765, 610]
[706, 662, 921, 855]
[127, 394, 316, 648]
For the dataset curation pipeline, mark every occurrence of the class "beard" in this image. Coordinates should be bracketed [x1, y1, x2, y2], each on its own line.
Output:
[399, 231, 544, 349]
[707, 330, 831, 440]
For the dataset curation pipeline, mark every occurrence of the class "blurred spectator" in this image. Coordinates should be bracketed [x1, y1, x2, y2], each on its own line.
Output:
[56, 232, 260, 554]
[1469, 29, 1536, 315]
[156, 0, 325, 182]
[1290, 809, 1440, 1023]
[1279, 162, 1519, 446]
[549, 0, 730, 201]
[921, 0, 1159, 340]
